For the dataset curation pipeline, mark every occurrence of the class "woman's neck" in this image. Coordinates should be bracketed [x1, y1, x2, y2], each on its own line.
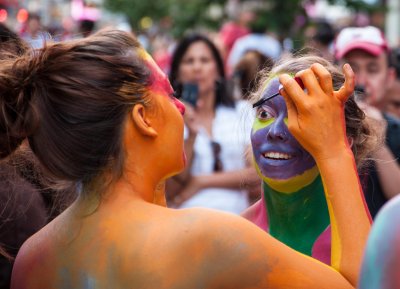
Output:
[263, 174, 330, 256]
[74, 170, 164, 216]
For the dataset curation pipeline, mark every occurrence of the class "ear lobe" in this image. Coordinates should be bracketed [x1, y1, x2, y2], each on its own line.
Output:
[131, 104, 158, 137]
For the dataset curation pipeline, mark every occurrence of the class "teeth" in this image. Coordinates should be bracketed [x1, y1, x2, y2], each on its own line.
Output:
[263, 152, 292, 160]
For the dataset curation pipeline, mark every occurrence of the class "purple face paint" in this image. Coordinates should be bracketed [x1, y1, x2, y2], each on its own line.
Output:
[251, 77, 316, 180]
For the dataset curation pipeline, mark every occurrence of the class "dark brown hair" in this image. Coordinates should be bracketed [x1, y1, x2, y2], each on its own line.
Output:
[0, 30, 152, 193]
[251, 54, 381, 168]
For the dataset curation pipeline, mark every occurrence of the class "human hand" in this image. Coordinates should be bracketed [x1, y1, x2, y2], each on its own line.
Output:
[279, 63, 355, 161]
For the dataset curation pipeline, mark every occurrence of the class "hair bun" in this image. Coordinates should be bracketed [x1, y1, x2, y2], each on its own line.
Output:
[0, 55, 39, 159]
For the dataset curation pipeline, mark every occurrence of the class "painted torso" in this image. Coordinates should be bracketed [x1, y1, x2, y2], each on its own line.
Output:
[244, 178, 332, 264]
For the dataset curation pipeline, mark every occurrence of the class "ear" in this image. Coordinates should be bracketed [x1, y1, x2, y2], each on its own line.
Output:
[131, 104, 158, 137]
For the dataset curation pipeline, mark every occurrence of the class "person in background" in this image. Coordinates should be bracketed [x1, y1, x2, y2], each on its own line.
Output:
[242, 55, 377, 265]
[383, 47, 400, 119]
[303, 20, 335, 63]
[0, 23, 47, 289]
[219, 6, 255, 65]
[335, 26, 400, 218]
[166, 34, 259, 213]
[227, 11, 282, 76]
[6, 29, 370, 289]
[77, 19, 96, 38]
[20, 13, 51, 49]
[232, 50, 274, 101]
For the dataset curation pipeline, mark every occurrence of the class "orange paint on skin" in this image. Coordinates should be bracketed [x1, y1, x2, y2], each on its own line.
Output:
[10, 35, 369, 289]
[140, 49, 185, 115]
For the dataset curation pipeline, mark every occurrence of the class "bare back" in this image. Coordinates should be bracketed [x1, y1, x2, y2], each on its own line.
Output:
[12, 198, 353, 289]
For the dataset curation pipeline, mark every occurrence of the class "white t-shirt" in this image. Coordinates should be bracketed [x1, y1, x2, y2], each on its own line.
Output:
[179, 100, 253, 214]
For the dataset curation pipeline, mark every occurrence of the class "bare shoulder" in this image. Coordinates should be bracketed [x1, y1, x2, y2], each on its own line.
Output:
[11, 223, 57, 289]
[162, 208, 353, 289]
[162, 208, 275, 288]
[359, 195, 400, 289]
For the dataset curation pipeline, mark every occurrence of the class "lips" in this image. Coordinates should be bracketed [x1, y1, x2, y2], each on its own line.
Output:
[262, 151, 293, 160]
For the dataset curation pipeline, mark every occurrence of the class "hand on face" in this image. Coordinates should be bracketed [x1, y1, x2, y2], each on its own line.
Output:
[251, 78, 316, 180]
[279, 63, 355, 162]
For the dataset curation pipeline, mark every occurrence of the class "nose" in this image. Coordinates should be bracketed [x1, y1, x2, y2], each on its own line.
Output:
[174, 98, 186, 115]
[267, 117, 288, 142]
[355, 71, 368, 89]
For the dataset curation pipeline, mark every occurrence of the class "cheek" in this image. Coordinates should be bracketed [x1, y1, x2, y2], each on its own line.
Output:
[251, 127, 269, 151]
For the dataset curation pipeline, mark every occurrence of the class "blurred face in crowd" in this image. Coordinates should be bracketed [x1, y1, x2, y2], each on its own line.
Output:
[27, 17, 41, 35]
[178, 40, 220, 97]
[342, 49, 395, 107]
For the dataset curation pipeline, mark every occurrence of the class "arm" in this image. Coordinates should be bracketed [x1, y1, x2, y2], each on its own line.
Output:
[172, 166, 260, 207]
[279, 63, 371, 286]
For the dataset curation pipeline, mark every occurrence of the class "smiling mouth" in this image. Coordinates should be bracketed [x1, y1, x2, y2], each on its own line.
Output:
[262, 152, 293, 160]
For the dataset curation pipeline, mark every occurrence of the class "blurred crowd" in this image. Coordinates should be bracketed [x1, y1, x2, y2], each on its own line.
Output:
[0, 3, 399, 289]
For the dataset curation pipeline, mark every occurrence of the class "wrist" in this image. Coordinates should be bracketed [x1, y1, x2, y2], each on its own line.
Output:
[315, 148, 355, 169]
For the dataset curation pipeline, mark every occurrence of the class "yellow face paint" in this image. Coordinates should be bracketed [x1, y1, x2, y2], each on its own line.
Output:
[253, 159, 319, 193]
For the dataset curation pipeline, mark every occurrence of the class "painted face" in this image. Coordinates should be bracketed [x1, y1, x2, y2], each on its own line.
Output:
[178, 41, 220, 97]
[251, 77, 316, 180]
[140, 49, 187, 172]
[140, 49, 185, 115]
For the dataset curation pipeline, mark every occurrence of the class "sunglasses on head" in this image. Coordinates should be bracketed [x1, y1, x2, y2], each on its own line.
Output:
[211, 141, 223, 172]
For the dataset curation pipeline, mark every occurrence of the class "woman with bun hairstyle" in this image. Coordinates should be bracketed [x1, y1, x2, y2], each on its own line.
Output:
[7, 29, 368, 288]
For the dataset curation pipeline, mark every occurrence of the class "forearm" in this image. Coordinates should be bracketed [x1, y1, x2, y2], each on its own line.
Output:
[173, 167, 259, 207]
[317, 149, 371, 286]
[373, 144, 400, 199]
[198, 167, 260, 191]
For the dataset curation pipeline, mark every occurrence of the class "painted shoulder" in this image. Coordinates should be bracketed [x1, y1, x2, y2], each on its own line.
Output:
[359, 195, 400, 289]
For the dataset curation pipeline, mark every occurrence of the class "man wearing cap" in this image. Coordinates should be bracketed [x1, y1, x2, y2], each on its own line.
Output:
[335, 26, 400, 219]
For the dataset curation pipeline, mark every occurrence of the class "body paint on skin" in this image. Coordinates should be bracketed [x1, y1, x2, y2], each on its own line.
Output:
[251, 77, 315, 181]
[139, 49, 185, 115]
[254, 161, 319, 193]
[248, 76, 331, 263]
[359, 196, 400, 289]
[262, 176, 330, 256]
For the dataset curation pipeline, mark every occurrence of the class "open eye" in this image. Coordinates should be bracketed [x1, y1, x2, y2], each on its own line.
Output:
[256, 106, 275, 121]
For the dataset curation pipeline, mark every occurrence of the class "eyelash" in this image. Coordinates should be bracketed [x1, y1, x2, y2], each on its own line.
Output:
[256, 107, 275, 120]
[171, 91, 181, 99]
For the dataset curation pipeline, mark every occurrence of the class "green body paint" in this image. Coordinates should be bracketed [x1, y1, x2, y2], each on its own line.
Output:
[263, 174, 330, 256]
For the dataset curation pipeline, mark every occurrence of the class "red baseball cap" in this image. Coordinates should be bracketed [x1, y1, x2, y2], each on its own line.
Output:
[334, 26, 388, 60]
